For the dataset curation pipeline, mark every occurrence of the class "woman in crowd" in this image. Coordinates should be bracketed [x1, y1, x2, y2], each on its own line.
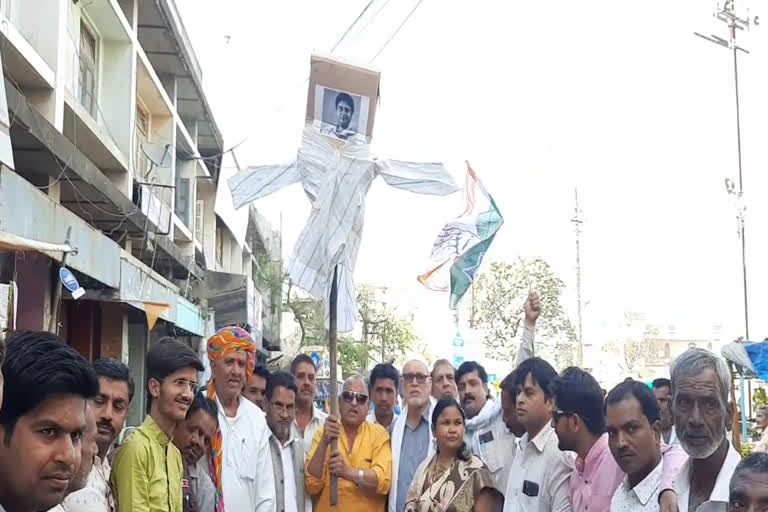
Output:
[404, 397, 496, 512]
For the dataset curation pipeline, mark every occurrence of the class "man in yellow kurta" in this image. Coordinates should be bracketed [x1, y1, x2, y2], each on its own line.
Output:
[306, 376, 392, 512]
[111, 338, 204, 512]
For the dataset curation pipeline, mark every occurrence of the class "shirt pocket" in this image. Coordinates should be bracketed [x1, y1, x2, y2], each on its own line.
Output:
[232, 436, 256, 481]
[478, 436, 503, 474]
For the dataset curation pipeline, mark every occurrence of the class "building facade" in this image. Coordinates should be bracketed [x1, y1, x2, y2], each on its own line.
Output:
[0, 0, 280, 426]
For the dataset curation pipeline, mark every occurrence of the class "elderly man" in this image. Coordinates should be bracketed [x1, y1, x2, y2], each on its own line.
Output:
[292, 354, 328, 457]
[430, 359, 458, 400]
[670, 348, 740, 512]
[205, 327, 275, 512]
[266, 371, 306, 512]
[728, 453, 768, 512]
[49, 404, 99, 512]
[306, 376, 392, 512]
[389, 360, 435, 512]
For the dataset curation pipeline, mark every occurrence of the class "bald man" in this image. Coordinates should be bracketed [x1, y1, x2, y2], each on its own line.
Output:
[306, 376, 392, 512]
[386, 360, 436, 512]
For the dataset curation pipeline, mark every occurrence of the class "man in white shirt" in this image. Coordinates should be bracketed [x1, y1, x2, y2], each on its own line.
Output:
[605, 380, 665, 512]
[459, 292, 539, 489]
[389, 360, 435, 512]
[50, 404, 98, 512]
[266, 371, 306, 512]
[61, 358, 133, 512]
[503, 357, 574, 512]
[205, 326, 275, 512]
[366, 363, 399, 431]
[291, 354, 328, 456]
[669, 349, 740, 512]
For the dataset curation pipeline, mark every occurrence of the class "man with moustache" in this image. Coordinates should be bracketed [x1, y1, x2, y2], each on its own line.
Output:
[205, 327, 275, 512]
[306, 376, 392, 512]
[551, 368, 686, 512]
[389, 359, 435, 512]
[112, 338, 203, 512]
[604, 380, 665, 512]
[49, 404, 99, 512]
[458, 292, 540, 489]
[367, 363, 399, 430]
[292, 354, 328, 457]
[0, 331, 99, 512]
[266, 371, 306, 512]
[62, 359, 133, 512]
[172, 393, 218, 512]
[670, 349, 741, 512]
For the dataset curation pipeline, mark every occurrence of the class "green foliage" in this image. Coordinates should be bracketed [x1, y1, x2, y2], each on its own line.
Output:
[475, 258, 577, 367]
[741, 442, 753, 458]
[755, 388, 768, 410]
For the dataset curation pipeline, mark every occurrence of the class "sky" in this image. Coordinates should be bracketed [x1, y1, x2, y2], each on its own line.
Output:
[176, 0, 768, 368]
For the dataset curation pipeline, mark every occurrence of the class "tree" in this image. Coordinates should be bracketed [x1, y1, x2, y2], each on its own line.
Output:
[475, 258, 577, 368]
[282, 282, 420, 376]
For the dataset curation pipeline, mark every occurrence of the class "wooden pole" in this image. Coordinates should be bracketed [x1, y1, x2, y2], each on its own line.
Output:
[48, 226, 72, 334]
[328, 265, 339, 506]
[729, 362, 742, 451]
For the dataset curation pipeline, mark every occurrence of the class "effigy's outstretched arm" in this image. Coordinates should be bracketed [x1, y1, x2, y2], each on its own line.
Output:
[228, 162, 300, 210]
[375, 159, 460, 196]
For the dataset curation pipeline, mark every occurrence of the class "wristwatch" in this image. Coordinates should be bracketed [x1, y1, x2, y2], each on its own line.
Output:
[356, 469, 364, 487]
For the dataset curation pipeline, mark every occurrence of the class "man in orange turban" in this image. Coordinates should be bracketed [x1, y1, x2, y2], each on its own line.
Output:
[205, 326, 275, 512]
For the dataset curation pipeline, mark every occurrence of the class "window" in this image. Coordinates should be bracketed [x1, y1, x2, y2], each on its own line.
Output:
[195, 200, 204, 242]
[134, 102, 150, 180]
[175, 177, 190, 226]
[78, 20, 98, 118]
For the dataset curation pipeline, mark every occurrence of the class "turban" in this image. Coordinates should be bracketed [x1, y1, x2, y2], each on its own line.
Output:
[206, 326, 257, 381]
[206, 326, 257, 512]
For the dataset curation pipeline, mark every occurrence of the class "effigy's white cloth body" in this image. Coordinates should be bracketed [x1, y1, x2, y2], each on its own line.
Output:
[229, 127, 459, 332]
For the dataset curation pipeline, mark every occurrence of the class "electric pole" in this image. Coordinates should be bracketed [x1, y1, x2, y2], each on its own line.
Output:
[695, 0, 755, 340]
[571, 189, 584, 367]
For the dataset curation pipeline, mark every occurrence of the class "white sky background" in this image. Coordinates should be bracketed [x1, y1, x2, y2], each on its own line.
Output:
[176, 0, 768, 364]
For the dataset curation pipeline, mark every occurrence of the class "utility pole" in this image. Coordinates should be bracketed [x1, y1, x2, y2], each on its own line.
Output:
[695, 0, 755, 340]
[571, 189, 584, 367]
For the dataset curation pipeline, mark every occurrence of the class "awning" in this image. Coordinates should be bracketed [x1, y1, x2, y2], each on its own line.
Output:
[0, 230, 76, 254]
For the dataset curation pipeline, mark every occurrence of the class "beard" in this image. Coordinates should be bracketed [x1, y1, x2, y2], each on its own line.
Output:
[406, 394, 428, 409]
[679, 429, 725, 459]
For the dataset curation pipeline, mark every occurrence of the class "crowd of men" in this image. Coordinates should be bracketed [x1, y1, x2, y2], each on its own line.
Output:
[0, 300, 766, 512]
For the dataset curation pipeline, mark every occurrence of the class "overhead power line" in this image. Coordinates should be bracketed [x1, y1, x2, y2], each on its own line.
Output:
[371, 0, 426, 62]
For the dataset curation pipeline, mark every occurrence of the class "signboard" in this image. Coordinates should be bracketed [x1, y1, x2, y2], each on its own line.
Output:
[59, 267, 85, 299]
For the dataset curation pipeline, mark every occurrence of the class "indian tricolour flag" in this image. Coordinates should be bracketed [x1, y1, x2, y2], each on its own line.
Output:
[417, 163, 503, 309]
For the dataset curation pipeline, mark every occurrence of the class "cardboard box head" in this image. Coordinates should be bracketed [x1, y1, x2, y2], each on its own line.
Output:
[306, 54, 381, 144]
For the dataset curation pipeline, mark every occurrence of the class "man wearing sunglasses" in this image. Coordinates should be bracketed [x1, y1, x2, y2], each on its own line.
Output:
[550, 368, 686, 512]
[306, 376, 392, 512]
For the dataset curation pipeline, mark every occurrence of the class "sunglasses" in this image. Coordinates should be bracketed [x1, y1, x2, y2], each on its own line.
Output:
[341, 391, 368, 405]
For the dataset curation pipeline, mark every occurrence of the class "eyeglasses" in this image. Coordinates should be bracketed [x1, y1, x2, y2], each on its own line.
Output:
[403, 373, 429, 384]
[341, 391, 368, 405]
[162, 378, 198, 393]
